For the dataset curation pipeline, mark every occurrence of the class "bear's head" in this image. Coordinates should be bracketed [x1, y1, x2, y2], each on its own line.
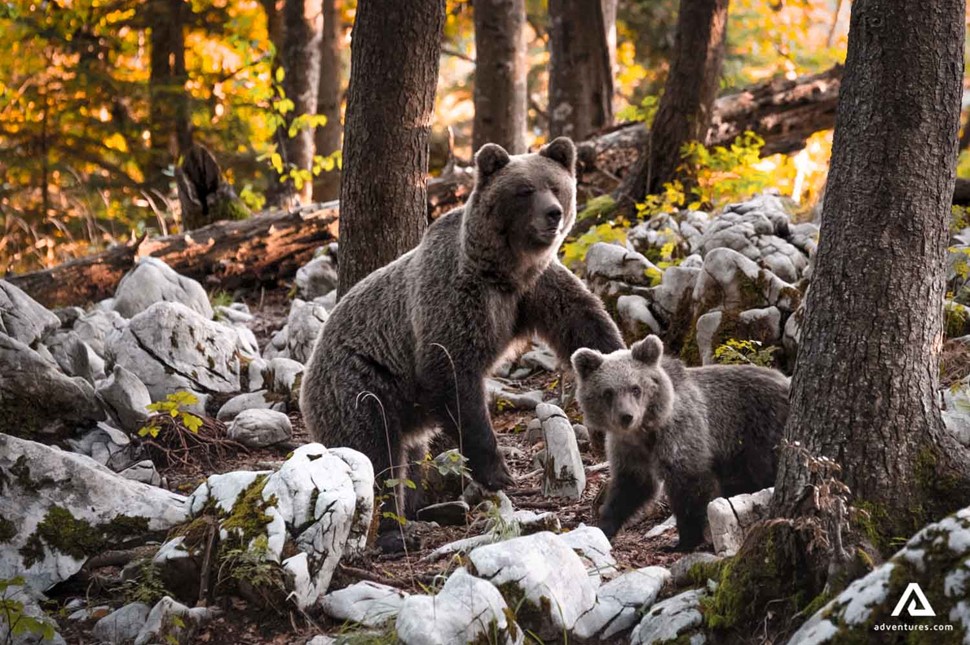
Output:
[462, 137, 577, 285]
[571, 335, 675, 436]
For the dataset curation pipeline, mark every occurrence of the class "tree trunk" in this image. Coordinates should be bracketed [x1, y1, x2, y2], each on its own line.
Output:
[337, 0, 445, 298]
[312, 0, 344, 202]
[548, 0, 614, 141]
[147, 0, 191, 189]
[772, 0, 970, 545]
[613, 0, 728, 215]
[472, 0, 527, 154]
[271, 0, 324, 207]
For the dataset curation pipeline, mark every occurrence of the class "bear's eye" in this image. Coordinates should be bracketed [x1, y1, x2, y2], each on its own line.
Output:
[516, 185, 535, 197]
[603, 389, 614, 402]
[632, 386, 642, 398]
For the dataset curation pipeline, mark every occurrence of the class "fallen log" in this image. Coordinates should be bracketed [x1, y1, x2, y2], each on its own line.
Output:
[8, 204, 339, 308]
[8, 67, 846, 308]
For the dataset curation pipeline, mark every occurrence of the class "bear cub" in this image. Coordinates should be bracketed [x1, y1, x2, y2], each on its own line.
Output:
[572, 335, 789, 550]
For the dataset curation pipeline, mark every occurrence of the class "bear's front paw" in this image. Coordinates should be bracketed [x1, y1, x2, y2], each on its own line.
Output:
[471, 454, 515, 492]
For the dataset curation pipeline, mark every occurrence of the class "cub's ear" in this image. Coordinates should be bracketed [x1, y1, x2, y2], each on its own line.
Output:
[539, 137, 576, 174]
[571, 348, 604, 379]
[475, 143, 511, 179]
[631, 335, 664, 367]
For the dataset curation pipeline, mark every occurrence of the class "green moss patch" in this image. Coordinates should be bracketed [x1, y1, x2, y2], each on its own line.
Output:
[19, 506, 150, 567]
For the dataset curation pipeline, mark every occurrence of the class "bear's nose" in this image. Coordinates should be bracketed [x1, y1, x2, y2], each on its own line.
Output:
[619, 413, 634, 427]
[545, 205, 563, 225]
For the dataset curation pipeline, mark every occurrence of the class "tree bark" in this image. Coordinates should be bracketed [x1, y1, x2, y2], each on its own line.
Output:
[271, 0, 324, 207]
[472, 0, 527, 154]
[772, 0, 970, 543]
[312, 0, 344, 202]
[613, 0, 729, 215]
[147, 0, 191, 189]
[337, 0, 445, 299]
[548, 0, 614, 141]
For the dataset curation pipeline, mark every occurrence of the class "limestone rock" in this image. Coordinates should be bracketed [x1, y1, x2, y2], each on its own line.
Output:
[113, 258, 213, 320]
[396, 568, 522, 645]
[536, 403, 585, 499]
[227, 409, 292, 448]
[0, 433, 187, 592]
[468, 531, 596, 639]
[707, 487, 773, 557]
[0, 280, 60, 346]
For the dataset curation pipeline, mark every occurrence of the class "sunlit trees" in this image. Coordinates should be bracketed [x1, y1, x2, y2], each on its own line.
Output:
[547, 0, 615, 140]
[312, 0, 344, 202]
[472, 0, 527, 154]
[336, 0, 446, 298]
[614, 0, 729, 215]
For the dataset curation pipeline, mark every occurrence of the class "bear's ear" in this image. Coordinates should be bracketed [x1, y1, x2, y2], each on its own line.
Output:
[475, 143, 511, 179]
[539, 137, 576, 174]
[571, 348, 604, 379]
[631, 335, 664, 367]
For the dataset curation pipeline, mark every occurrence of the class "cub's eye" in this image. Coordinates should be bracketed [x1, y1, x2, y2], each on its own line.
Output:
[632, 386, 642, 398]
[603, 389, 614, 402]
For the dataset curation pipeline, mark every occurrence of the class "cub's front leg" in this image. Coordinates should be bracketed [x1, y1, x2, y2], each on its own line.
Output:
[598, 450, 658, 540]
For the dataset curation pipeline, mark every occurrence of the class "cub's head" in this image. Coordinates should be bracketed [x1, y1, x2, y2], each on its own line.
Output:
[571, 335, 675, 436]
[464, 138, 577, 277]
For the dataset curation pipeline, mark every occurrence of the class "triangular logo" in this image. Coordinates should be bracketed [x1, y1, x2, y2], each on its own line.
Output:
[890, 582, 935, 617]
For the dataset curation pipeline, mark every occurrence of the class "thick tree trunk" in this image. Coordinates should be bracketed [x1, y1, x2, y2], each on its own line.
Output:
[548, 0, 614, 141]
[337, 0, 445, 298]
[147, 0, 191, 189]
[472, 0, 527, 153]
[312, 0, 344, 202]
[772, 0, 970, 543]
[613, 0, 729, 215]
[271, 0, 324, 207]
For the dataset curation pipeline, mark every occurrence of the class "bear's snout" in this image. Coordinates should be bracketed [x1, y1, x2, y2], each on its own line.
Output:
[619, 413, 634, 427]
[544, 204, 563, 227]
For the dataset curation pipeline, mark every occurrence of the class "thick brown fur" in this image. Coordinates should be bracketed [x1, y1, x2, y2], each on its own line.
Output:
[300, 138, 624, 544]
[572, 335, 789, 549]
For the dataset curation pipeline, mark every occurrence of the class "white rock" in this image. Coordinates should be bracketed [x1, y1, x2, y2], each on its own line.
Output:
[707, 487, 773, 556]
[96, 365, 152, 433]
[65, 422, 133, 470]
[536, 403, 586, 499]
[486, 379, 543, 410]
[645, 515, 677, 539]
[0, 434, 187, 592]
[617, 294, 661, 338]
[519, 343, 559, 372]
[295, 251, 339, 300]
[328, 447, 376, 556]
[133, 597, 217, 645]
[105, 301, 240, 400]
[0, 334, 105, 434]
[265, 357, 304, 398]
[284, 299, 329, 364]
[0, 280, 60, 345]
[586, 243, 659, 286]
[321, 581, 408, 627]
[650, 266, 700, 323]
[559, 524, 619, 582]
[73, 309, 127, 358]
[0, 584, 64, 645]
[468, 531, 596, 639]
[573, 566, 670, 641]
[630, 588, 706, 645]
[119, 460, 162, 486]
[113, 258, 213, 320]
[247, 357, 269, 391]
[396, 568, 522, 645]
[92, 602, 151, 644]
[216, 390, 283, 421]
[45, 331, 105, 383]
[227, 409, 292, 448]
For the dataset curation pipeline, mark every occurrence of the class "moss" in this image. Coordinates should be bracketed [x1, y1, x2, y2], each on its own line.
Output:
[686, 557, 729, 587]
[221, 475, 276, 545]
[702, 520, 820, 633]
[576, 194, 616, 222]
[944, 302, 970, 338]
[19, 506, 149, 567]
[0, 516, 15, 543]
[211, 195, 251, 222]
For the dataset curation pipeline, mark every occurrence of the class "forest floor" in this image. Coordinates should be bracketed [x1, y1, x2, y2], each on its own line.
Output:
[48, 288, 691, 645]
